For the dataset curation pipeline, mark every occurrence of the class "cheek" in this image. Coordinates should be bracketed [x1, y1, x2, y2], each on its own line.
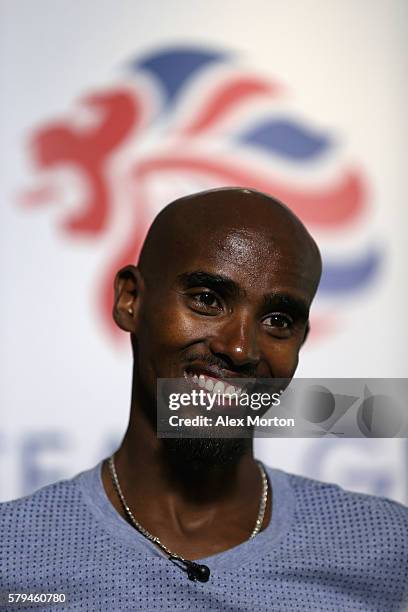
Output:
[262, 340, 300, 378]
[140, 295, 206, 351]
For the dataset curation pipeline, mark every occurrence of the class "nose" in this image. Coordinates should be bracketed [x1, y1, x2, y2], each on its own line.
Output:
[209, 309, 260, 369]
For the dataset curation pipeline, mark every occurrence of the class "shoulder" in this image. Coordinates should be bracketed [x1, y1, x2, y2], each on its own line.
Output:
[285, 469, 408, 521]
[0, 465, 106, 590]
[270, 466, 408, 555]
[0, 466, 95, 538]
[264, 467, 408, 607]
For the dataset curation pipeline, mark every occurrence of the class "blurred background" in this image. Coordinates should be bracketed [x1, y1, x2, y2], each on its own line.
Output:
[1, 0, 407, 503]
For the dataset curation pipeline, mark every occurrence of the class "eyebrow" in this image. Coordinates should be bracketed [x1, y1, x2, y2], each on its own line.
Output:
[176, 271, 244, 299]
[177, 270, 310, 320]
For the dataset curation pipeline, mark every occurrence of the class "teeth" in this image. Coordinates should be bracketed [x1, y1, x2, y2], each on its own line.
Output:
[186, 372, 247, 399]
[198, 375, 206, 388]
[205, 378, 214, 391]
[213, 381, 225, 394]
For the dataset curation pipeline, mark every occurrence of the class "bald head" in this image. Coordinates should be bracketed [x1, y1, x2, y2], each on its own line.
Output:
[138, 187, 322, 294]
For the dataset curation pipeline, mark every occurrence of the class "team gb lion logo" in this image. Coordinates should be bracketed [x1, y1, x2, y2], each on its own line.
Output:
[20, 46, 380, 341]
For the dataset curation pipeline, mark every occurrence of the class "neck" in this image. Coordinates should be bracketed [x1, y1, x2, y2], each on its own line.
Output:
[101, 378, 270, 559]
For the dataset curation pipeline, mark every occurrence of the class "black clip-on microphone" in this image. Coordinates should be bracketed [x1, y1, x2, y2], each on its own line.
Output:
[169, 556, 210, 582]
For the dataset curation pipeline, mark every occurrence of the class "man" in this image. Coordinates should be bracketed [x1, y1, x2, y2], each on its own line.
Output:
[1, 187, 407, 611]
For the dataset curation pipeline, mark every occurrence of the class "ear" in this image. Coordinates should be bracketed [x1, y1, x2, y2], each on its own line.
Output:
[113, 265, 144, 332]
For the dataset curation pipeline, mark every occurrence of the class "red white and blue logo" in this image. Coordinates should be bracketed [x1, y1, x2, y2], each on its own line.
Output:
[20, 46, 381, 340]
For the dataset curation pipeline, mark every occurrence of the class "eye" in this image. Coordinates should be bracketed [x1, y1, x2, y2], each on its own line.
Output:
[262, 313, 293, 333]
[189, 290, 223, 314]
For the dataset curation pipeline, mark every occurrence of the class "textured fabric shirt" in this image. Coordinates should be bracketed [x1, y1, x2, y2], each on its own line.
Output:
[1, 462, 407, 611]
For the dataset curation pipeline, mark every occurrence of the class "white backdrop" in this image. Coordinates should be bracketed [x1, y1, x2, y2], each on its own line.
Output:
[1, 0, 407, 503]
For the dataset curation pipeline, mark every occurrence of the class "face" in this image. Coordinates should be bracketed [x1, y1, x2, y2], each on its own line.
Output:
[120, 216, 319, 408]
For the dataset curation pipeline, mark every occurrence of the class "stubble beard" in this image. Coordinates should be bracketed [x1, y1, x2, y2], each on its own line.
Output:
[161, 436, 250, 476]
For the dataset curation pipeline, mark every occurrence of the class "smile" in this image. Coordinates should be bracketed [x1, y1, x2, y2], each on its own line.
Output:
[184, 370, 246, 397]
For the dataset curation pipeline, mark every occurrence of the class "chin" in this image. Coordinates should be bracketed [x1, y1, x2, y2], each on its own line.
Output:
[161, 437, 249, 474]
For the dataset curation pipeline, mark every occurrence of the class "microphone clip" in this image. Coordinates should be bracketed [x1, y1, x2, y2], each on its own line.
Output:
[169, 556, 211, 582]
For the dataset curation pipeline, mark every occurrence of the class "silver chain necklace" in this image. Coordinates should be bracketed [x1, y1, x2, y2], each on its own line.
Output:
[108, 454, 268, 582]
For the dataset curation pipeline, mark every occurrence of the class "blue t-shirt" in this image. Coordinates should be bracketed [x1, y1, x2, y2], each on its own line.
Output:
[0, 462, 407, 611]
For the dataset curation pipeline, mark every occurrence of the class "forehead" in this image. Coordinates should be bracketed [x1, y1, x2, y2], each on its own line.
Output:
[170, 221, 319, 300]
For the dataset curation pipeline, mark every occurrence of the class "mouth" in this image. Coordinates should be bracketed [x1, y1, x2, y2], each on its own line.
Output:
[183, 367, 252, 397]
